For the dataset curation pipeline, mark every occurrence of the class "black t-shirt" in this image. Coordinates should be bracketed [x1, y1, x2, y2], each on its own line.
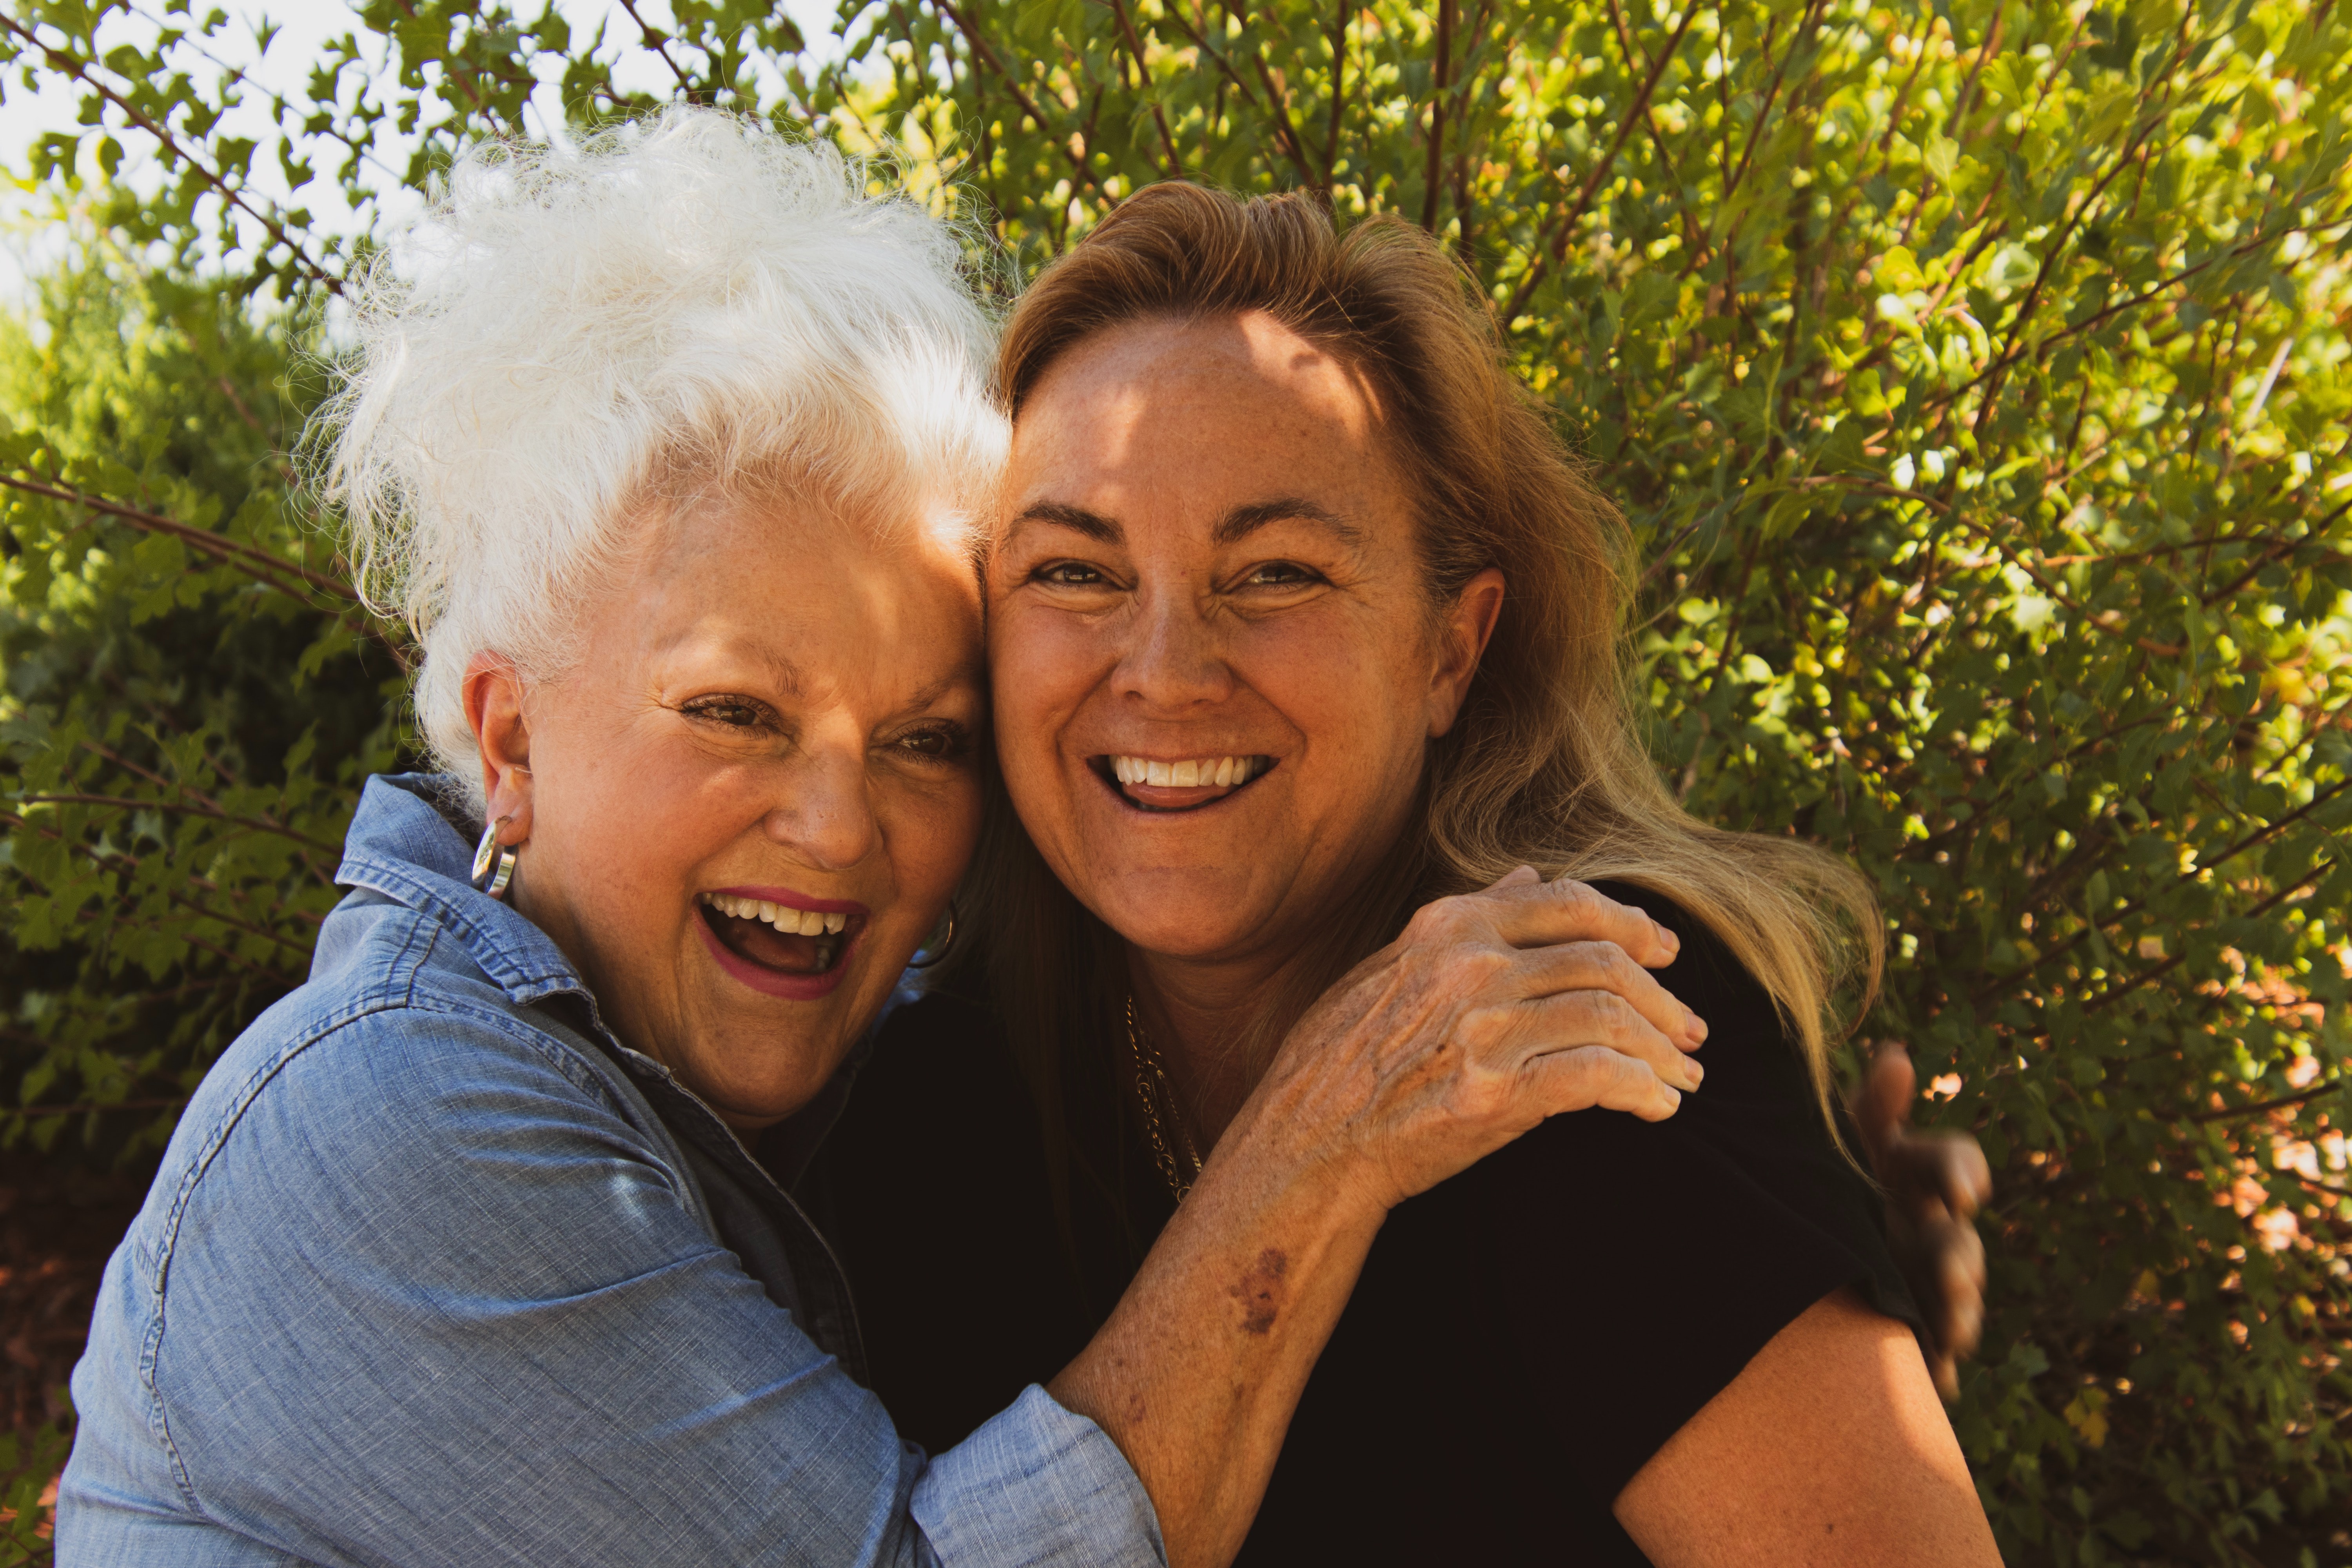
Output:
[796, 882, 1924, 1564]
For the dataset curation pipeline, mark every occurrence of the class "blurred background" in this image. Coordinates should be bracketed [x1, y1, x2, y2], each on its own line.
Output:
[0, 0, 2345, 1560]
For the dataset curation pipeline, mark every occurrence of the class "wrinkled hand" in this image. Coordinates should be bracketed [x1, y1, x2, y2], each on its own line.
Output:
[1236, 867, 1708, 1216]
[1853, 1044, 1993, 1401]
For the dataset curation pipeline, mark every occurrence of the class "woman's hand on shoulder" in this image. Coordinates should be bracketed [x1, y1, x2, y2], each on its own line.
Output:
[1854, 1043, 1994, 1400]
[1228, 866, 1709, 1217]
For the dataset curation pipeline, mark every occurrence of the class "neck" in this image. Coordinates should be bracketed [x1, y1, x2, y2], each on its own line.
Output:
[1126, 935, 1317, 1151]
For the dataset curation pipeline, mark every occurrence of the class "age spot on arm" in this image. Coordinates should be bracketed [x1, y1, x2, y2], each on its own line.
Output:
[1230, 1248, 1290, 1335]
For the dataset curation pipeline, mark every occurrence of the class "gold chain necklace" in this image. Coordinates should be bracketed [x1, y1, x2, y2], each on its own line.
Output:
[1125, 995, 1204, 1204]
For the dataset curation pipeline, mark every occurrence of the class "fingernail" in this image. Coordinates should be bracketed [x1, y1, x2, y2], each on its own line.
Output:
[1661, 1085, 1682, 1111]
[1685, 1058, 1704, 1088]
[1656, 922, 1681, 955]
[1684, 1007, 1708, 1044]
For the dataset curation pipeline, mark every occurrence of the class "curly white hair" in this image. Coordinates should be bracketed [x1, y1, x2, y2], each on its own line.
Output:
[317, 108, 1004, 801]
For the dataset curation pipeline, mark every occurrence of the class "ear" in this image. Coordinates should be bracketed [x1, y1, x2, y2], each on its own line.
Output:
[1426, 567, 1506, 740]
[462, 652, 535, 846]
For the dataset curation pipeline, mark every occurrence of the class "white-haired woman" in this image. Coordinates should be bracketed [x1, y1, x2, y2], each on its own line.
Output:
[56, 112, 1708, 1568]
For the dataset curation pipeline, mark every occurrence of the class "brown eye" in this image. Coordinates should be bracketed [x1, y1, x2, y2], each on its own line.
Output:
[1036, 561, 1106, 586]
[683, 697, 768, 728]
[1244, 561, 1321, 587]
[897, 726, 962, 759]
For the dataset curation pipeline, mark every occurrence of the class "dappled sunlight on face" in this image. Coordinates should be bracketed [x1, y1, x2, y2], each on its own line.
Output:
[512, 498, 985, 1128]
[989, 312, 1454, 971]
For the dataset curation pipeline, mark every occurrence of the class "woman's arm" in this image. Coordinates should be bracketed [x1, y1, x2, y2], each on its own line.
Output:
[1854, 1044, 1994, 1398]
[1614, 1288, 2003, 1567]
[1050, 869, 1710, 1568]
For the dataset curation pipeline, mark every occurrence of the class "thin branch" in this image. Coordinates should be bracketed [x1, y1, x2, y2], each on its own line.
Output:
[1249, 56, 1322, 189]
[2080, 855, 2337, 1016]
[6, 1098, 192, 1117]
[0, 471, 409, 667]
[1504, 3, 1700, 320]
[1321, 0, 1348, 190]
[2190, 1080, 2344, 1123]
[0, 472, 352, 599]
[1421, 0, 1454, 232]
[615, 0, 700, 94]
[15, 793, 343, 854]
[931, 0, 1110, 196]
[78, 739, 335, 888]
[1107, 0, 1183, 176]
[0, 11, 342, 294]
[1969, 776, 2352, 1009]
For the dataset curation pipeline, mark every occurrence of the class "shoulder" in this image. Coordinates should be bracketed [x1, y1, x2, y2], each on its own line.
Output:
[1582, 878, 1808, 1098]
[1487, 879, 1867, 1218]
[140, 911, 681, 1299]
[1430, 878, 1922, 1498]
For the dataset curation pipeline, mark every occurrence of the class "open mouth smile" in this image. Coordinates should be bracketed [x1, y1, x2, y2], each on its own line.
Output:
[1091, 753, 1276, 813]
[694, 888, 866, 1000]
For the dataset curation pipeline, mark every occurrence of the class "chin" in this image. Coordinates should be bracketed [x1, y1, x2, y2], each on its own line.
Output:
[694, 1026, 849, 1126]
[1091, 894, 1268, 962]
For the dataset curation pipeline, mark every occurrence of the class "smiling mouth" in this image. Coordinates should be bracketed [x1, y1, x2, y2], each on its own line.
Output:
[1091, 753, 1276, 813]
[696, 892, 857, 976]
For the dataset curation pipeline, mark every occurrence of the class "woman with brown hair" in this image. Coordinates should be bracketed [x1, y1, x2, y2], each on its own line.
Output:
[802, 183, 1999, 1565]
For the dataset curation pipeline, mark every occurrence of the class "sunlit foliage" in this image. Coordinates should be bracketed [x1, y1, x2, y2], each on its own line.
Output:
[1, 0, 2347, 1557]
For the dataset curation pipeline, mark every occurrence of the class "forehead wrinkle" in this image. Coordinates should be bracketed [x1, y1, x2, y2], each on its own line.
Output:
[1214, 497, 1365, 549]
[894, 655, 987, 718]
[650, 615, 809, 699]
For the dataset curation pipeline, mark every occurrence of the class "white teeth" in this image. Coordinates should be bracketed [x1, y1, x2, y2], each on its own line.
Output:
[701, 894, 852, 938]
[1109, 755, 1263, 790]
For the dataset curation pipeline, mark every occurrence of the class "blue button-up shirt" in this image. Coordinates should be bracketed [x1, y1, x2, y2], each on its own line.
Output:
[59, 775, 1164, 1567]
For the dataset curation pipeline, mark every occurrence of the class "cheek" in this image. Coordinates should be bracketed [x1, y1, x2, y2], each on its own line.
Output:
[1239, 611, 1434, 762]
[988, 600, 1101, 774]
[885, 773, 986, 905]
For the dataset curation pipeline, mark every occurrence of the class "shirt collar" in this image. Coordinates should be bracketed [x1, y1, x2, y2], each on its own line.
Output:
[332, 773, 590, 1009]
[328, 773, 894, 1151]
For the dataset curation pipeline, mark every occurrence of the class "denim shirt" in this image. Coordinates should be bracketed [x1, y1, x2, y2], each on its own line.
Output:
[59, 775, 1164, 1568]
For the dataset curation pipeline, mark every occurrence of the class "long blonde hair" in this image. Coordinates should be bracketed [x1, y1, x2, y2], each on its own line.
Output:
[956, 183, 1880, 1236]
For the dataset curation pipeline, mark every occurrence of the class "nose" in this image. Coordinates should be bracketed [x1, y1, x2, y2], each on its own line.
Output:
[1117, 583, 1233, 713]
[762, 738, 880, 872]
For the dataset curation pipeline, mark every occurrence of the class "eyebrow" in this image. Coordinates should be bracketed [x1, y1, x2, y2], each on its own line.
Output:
[896, 658, 988, 716]
[752, 648, 808, 699]
[1009, 496, 1362, 550]
[1213, 497, 1363, 548]
[1009, 501, 1122, 544]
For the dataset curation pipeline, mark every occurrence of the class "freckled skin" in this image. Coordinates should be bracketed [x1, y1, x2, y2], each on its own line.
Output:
[991, 311, 1506, 1136]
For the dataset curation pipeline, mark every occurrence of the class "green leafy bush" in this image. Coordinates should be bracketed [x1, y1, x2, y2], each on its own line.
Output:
[2, 0, 2347, 1559]
[0, 1399, 73, 1567]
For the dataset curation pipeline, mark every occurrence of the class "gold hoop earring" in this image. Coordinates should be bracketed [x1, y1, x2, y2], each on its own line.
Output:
[907, 900, 957, 969]
[470, 815, 519, 900]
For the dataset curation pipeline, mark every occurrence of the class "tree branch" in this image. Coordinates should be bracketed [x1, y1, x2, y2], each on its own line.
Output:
[1503, 3, 1700, 321]
[15, 794, 343, 854]
[931, 0, 1110, 196]
[0, 11, 343, 294]
[2191, 1081, 2344, 1123]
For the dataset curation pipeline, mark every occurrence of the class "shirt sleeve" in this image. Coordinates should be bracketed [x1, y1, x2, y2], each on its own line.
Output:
[144, 1001, 1165, 1568]
[1472, 881, 1926, 1503]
